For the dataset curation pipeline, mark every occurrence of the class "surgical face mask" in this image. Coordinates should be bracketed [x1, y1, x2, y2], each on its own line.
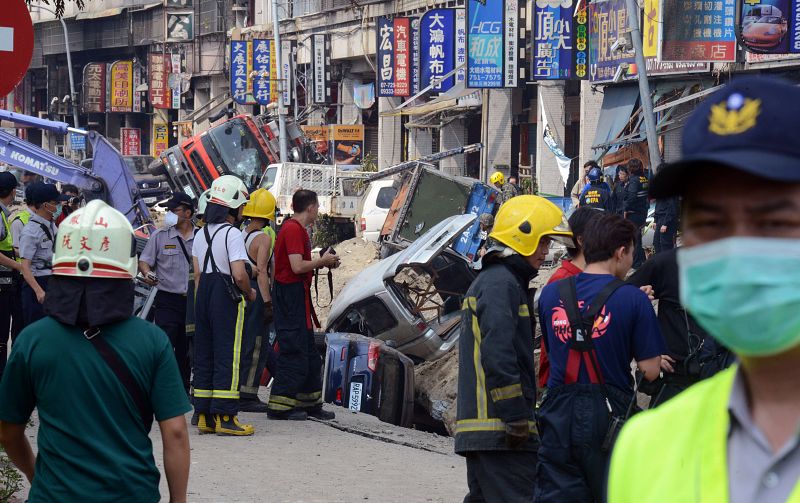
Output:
[678, 237, 800, 357]
[164, 211, 179, 227]
[46, 202, 62, 220]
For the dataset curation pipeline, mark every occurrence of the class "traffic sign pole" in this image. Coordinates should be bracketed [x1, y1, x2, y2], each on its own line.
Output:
[0, 0, 34, 98]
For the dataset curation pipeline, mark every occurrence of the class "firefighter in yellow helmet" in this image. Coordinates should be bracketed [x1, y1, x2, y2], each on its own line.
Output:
[237, 188, 278, 412]
[0, 200, 190, 501]
[456, 195, 573, 502]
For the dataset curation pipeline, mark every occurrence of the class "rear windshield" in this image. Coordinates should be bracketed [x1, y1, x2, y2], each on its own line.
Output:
[376, 186, 397, 209]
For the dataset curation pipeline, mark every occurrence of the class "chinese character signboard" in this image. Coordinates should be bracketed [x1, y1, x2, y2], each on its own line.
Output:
[312, 34, 330, 103]
[394, 18, 412, 96]
[411, 19, 422, 93]
[252, 39, 271, 105]
[332, 125, 364, 166]
[110, 61, 133, 113]
[166, 12, 194, 42]
[148, 54, 170, 109]
[82, 63, 106, 113]
[231, 41, 250, 105]
[376, 17, 414, 97]
[377, 17, 395, 96]
[505, 0, 520, 86]
[534, 0, 588, 79]
[456, 9, 467, 86]
[589, 0, 636, 82]
[281, 40, 294, 108]
[741, 0, 799, 54]
[661, 0, 737, 61]
[121, 128, 141, 156]
[421, 9, 456, 92]
[467, 0, 504, 87]
[152, 117, 169, 158]
[643, 0, 660, 57]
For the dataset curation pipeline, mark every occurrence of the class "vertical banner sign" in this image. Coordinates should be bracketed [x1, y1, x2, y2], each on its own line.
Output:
[231, 40, 249, 104]
[121, 128, 141, 156]
[411, 19, 421, 94]
[281, 40, 293, 107]
[456, 9, 467, 87]
[110, 61, 133, 113]
[661, 0, 736, 61]
[394, 18, 412, 96]
[312, 34, 329, 103]
[170, 53, 181, 109]
[152, 114, 169, 157]
[574, 4, 589, 78]
[332, 125, 364, 166]
[467, 0, 504, 88]
[269, 40, 279, 103]
[643, 0, 660, 57]
[252, 39, 271, 105]
[377, 17, 395, 97]
[421, 9, 456, 92]
[504, 0, 519, 86]
[740, 0, 798, 54]
[82, 63, 106, 113]
[541, 103, 572, 187]
[133, 65, 142, 113]
[589, 0, 636, 82]
[533, 0, 581, 79]
[148, 54, 170, 109]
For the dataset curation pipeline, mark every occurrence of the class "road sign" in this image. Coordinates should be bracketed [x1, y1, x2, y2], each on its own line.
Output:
[70, 133, 86, 151]
[0, 0, 34, 98]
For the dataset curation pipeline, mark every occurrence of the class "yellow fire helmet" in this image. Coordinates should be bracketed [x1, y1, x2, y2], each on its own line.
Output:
[197, 189, 211, 216]
[489, 195, 574, 257]
[490, 171, 505, 186]
[52, 199, 137, 279]
[208, 175, 249, 209]
[242, 188, 276, 221]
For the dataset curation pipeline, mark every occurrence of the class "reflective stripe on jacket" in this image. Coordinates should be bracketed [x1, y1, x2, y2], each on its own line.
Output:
[608, 365, 800, 502]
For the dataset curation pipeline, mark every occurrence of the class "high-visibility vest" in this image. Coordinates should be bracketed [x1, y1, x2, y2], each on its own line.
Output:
[0, 211, 13, 253]
[608, 365, 800, 502]
[263, 224, 276, 261]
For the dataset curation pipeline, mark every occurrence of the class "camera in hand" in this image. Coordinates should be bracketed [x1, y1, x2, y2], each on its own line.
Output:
[319, 246, 339, 269]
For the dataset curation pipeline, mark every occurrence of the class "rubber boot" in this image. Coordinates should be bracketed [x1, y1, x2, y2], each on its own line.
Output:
[197, 413, 217, 434]
[215, 414, 255, 436]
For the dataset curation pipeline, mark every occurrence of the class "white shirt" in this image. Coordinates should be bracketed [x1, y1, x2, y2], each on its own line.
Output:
[192, 223, 248, 275]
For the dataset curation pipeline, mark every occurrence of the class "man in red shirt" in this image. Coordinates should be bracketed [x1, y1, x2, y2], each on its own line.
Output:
[267, 190, 340, 420]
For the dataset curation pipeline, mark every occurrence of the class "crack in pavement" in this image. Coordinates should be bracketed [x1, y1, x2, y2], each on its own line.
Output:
[309, 417, 453, 456]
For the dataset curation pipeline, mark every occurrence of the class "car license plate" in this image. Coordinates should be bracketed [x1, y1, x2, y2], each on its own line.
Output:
[144, 197, 157, 204]
[348, 382, 363, 412]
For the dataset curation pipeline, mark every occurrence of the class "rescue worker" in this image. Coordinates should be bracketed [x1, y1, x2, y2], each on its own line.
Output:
[19, 183, 68, 327]
[490, 171, 507, 204]
[610, 166, 628, 215]
[475, 213, 494, 261]
[503, 175, 521, 202]
[536, 212, 664, 502]
[0, 200, 190, 502]
[267, 189, 339, 421]
[579, 167, 612, 211]
[238, 188, 277, 413]
[191, 175, 257, 436]
[0, 172, 23, 378]
[139, 192, 196, 393]
[455, 195, 574, 502]
[623, 159, 649, 268]
[609, 77, 800, 502]
[571, 161, 598, 207]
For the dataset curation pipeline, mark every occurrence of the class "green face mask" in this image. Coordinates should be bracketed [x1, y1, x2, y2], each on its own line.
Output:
[679, 237, 800, 357]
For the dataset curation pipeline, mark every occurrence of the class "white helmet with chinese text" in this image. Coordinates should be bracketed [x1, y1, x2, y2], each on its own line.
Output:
[208, 175, 250, 209]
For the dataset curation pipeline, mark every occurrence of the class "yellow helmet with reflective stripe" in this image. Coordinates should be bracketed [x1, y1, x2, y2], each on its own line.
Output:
[490, 171, 505, 186]
[488, 195, 573, 257]
[209, 175, 249, 209]
[53, 200, 137, 279]
[242, 188, 276, 220]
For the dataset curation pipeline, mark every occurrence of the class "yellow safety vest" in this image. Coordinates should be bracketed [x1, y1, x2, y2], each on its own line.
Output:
[608, 365, 800, 502]
[263, 225, 276, 261]
[0, 211, 12, 253]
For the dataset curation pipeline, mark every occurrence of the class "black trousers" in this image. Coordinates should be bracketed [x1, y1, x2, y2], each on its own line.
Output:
[153, 290, 190, 393]
[464, 450, 538, 503]
[653, 223, 677, 254]
[21, 275, 49, 328]
[535, 384, 630, 503]
[239, 278, 271, 399]
[193, 273, 246, 416]
[267, 280, 322, 414]
[0, 282, 23, 378]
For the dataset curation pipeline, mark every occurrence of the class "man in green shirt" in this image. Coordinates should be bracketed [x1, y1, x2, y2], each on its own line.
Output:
[0, 200, 191, 503]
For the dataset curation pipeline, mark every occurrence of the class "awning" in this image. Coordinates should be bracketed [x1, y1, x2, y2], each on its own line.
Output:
[591, 85, 640, 150]
[76, 7, 124, 20]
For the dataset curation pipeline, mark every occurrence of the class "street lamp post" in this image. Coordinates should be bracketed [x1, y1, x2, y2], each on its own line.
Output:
[271, 0, 288, 163]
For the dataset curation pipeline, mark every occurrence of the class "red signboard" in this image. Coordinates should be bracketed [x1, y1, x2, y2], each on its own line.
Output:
[148, 53, 171, 109]
[82, 63, 106, 113]
[393, 18, 411, 96]
[0, 0, 34, 98]
[121, 128, 141, 156]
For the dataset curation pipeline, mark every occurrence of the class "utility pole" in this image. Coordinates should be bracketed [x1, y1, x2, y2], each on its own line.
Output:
[624, 0, 661, 173]
[271, 0, 288, 163]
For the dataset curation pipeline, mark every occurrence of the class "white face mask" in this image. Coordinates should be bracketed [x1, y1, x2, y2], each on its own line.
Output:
[164, 211, 179, 228]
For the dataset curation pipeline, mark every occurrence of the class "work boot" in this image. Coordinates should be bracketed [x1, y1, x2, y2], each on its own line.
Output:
[238, 398, 269, 413]
[190, 410, 199, 426]
[307, 406, 336, 421]
[197, 412, 217, 434]
[267, 409, 308, 421]
[215, 414, 255, 436]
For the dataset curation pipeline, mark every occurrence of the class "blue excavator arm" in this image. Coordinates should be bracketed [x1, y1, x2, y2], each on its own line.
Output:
[0, 111, 151, 227]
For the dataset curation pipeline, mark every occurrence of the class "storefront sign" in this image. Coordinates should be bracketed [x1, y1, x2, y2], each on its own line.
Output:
[421, 8, 456, 92]
[121, 128, 141, 156]
[252, 39, 271, 105]
[331, 125, 364, 166]
[148, 54, 170, 109]
[534, 0, 588, 79]
[377, 17, 414, 97]
[110, 61, 133, 113]
[467, 0, 504, 87]
[394, 18, 412, 96]
[281, 40, 294, 108]
[269, 40, 278, 103]
[740, 0, 800, 54]
[643, 0, 660, 57]
[82, 63, 106, 113]
[377, 17, 394, 96]
[312, 34, 330, 104]
[411, 19, 422, 94]
[456, 9, 467, 86]
[231, 40, 250, 104]
[643, 59, 710, 74]
[589, 0, 636, 82]
[661, 0, 737, 61]
[166, 12, 193, 42]
[152, 117, 169, 158]
[505, 0, 519, 86]
[170, 54, 181, 109]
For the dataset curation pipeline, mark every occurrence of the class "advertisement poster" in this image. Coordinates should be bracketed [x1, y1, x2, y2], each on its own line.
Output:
[643, 0, 660, 57]
[110, 61, 133, 113]
[301, 125, 330, 156]
[467, 0, 505, 87]
[312, 34, 329, 103]
[588, 0, 636, 82]
[661, 0, 737, 61]
[534, 0, 588, 79]
[421, 9, 456, 92]
[231, 41, 250, 104]
[331, 125, 364, 166]
[252, 39, 271, 105]
[82, 63, 106, 113]
[148, 54, 170, 109]
[377, 17, 395, 97]
[121, 128, 141, 156]
[741, 0, 799, 54]
[166, 12, 194, 42]
[152, 116, 169, 158]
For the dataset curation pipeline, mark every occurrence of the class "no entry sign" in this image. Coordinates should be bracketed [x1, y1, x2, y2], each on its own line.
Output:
[0, 0, 34, 98]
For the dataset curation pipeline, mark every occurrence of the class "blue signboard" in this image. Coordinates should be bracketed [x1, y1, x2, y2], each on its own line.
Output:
[70, 132, 86, 151]
[230, 40, 249, 104]
[740, 0, 800, 54]
[377, 17, 395, 97]
[533, 0, 587, 79]
[252, 39, 271, 105]
[662, 0, 736, 61]
[467, 0, 504, 88]
[589, 0, 636, 82]
[421, 9, 456, 92]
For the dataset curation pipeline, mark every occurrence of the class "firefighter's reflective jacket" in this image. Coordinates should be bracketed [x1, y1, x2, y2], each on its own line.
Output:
[455, 255, 538, 454]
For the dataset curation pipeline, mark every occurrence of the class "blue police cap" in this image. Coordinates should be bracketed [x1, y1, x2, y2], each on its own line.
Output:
[25, 182, 70, 204]
[650, 77, 800, 198]
[165, 192, 194, 210]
